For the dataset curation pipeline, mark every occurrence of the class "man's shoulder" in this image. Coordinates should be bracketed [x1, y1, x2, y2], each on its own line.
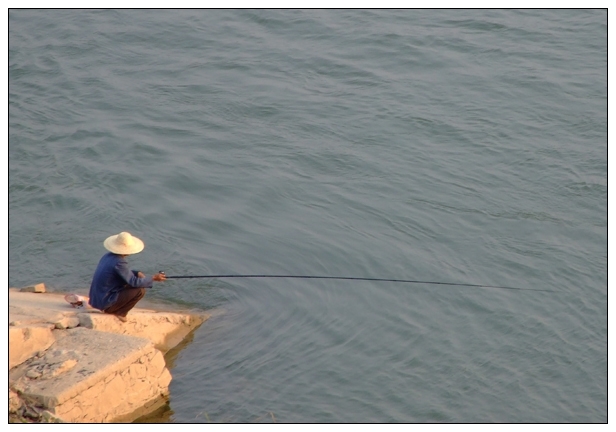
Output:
[101, 252, 124, 264]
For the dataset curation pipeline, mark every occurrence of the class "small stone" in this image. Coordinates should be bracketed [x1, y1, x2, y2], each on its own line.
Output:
[22, 405, 41, 419]
[55, 317, 80, 329]
[12, 380, 26, 394]
[9, 390, 23, 413]
[26, 370, 42, 379]
[40, 410, 64, 423]
[44, 358, 77, 378]
[19, 283, 46, 293]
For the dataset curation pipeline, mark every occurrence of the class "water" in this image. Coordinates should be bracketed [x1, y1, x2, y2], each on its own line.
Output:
[8, 9, 607, 423]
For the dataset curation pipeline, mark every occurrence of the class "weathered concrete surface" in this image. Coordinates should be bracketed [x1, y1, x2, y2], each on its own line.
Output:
[9, 328, 171, 423]
[9, 290, 72, 328]
[78, 309, 206, 353]
[9, 325, 55, 370]
[9, 289, 209, 366]
[8, 288, 209, 423]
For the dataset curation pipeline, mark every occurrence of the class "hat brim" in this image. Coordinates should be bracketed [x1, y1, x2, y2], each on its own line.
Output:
[103, 234, 144, 255]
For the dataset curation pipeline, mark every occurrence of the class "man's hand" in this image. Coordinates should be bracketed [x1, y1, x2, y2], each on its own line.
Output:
[153, 273, 166, 282]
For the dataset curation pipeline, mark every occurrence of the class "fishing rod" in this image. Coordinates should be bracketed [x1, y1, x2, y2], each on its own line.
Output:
[158, 272, 554, 293]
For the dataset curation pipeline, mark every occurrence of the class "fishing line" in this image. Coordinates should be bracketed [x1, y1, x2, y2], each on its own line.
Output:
[160, 273, 554, 293]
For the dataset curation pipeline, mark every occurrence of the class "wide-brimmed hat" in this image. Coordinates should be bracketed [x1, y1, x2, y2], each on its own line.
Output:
[103, 232, 145, 255]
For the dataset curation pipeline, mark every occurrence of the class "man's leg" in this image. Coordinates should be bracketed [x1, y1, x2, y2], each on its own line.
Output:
[104, 287, 145, 319]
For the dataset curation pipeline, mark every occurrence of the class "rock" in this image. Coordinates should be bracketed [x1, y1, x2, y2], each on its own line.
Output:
[20, 283, 46, 293]
[22, 405, 40, 419]
[9, 390, 23, 413]
[47, 359, 78, 379]
[54, 317, 80, 329]
[39, 409, 65, 423]
[26, 370, 42, 379]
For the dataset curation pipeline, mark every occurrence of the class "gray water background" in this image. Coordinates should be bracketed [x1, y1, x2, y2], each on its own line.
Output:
[8, 9, 607, 423]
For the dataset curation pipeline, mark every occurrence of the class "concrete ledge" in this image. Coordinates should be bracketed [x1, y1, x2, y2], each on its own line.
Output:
[9, 328, 172, 423]
[8, 289, 209, 423]
[78, 309, 207, 353]
[9, 325, 56, 369]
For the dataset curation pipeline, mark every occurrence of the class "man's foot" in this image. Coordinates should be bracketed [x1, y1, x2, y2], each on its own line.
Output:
[115, 315, 127, 323]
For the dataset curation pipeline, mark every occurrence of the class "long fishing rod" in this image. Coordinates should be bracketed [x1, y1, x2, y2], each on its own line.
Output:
[159, 273, 554, 293]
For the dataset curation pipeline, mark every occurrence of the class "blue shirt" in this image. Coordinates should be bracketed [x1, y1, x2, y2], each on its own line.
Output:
[88, 252, 153, 311]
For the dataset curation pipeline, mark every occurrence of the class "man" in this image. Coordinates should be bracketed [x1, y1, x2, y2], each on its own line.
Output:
[88, 231, 166, 322]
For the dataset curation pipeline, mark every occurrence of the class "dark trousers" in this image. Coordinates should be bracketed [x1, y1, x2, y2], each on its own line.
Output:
[104, 287, 145, 317]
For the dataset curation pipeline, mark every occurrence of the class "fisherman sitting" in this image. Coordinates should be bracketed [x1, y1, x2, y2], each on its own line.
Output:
[88, 231, 166, 322]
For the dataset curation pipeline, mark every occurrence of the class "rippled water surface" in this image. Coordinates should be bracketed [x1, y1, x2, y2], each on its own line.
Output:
[8, 9, 607, 423]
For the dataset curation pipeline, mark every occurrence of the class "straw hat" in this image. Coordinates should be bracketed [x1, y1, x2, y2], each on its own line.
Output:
[103, 232, 145, 255]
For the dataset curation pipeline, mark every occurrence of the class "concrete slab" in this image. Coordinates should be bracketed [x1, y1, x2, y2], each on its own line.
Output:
[9, 325, 55, 369]
[8, 288, 211, 422]
[9, 289, 73, 319]
[9, 327, 172, 423]
[78, 309, 207, 353]
[9, 289, 209, 356]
